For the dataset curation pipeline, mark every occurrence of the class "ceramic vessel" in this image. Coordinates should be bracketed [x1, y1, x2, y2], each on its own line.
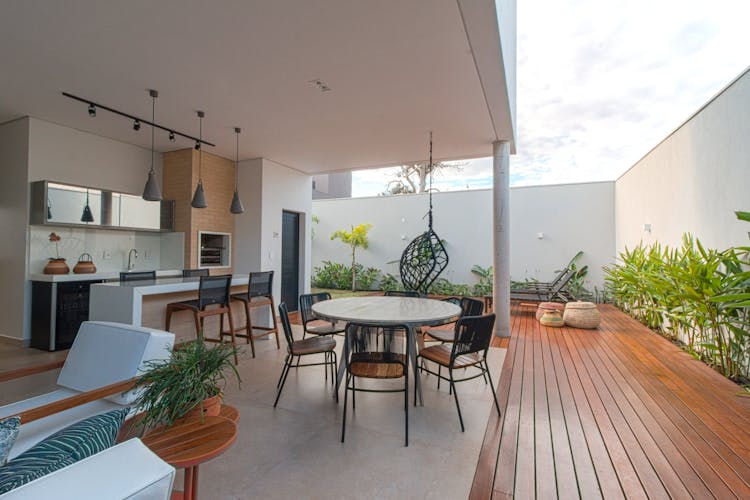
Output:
[44, 258, 70, 275]
[186, 393, 222, 418]
[73, 252, 97, 274]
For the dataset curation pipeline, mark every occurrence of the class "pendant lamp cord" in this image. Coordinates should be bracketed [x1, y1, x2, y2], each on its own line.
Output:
[150, 94, 155, 174]
[235, 129, 239, 189]
[428, 131, 433, 230]
[198, 114, 203, 183]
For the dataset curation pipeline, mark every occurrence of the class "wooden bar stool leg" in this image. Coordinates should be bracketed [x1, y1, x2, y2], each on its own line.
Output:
[193, 311, 202, 339]
[184, 466, 194, 500]
[245, 301, 256, 358]
[226, 306, 239, 365]
[165, 307, 173, 331]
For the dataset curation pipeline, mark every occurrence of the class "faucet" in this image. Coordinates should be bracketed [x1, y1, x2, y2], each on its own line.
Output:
[127, 248, 138, 271]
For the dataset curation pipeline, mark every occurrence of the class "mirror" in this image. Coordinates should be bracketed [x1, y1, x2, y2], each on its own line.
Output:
[31, 180, 173, 232]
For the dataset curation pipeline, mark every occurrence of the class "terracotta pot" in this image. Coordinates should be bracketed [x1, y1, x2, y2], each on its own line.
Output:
[44, 258, 70, 275]
[186, 393, 222, 419]
[73, 252, 97, 274]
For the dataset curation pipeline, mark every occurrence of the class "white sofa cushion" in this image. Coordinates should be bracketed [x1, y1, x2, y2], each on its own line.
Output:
[0, 438, 175, 500]
[57, 321, 174, 405]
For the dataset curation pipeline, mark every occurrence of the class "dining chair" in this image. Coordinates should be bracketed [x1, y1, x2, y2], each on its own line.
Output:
[299, 292, 345, 338]
[383, 290, 422, 298]
[423, 297, 484, 343]
[274, 303, 337, 407]
[182, 268, 209, 278]
[341, 322, 409, 446]
[225, 271, 280, 358]
[417, 314, 501, 432]
[165, 275, 238, 364]
[119, 271, 156, 282]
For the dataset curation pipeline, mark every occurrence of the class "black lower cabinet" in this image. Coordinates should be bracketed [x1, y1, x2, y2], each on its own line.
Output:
[31, 280, 103, 351]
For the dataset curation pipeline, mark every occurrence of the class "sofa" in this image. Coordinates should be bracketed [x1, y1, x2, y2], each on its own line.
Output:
[0, 321, 176, 499]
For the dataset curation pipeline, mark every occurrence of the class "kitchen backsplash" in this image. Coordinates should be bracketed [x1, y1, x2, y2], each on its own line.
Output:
[28, 225, 184, 274]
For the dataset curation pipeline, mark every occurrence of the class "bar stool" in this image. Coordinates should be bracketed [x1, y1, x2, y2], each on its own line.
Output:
[165, 274, 238, 364]
[223, 271, 279, 358]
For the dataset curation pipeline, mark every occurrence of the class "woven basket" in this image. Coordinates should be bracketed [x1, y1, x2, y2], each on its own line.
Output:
[539, 310, 564, 328]
[563, 302, 601, 329]
[535, 302, 565, 321]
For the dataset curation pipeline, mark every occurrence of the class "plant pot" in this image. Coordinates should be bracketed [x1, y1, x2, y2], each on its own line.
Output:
[44, 258, 69, 275]
[186, 393, 222, 419]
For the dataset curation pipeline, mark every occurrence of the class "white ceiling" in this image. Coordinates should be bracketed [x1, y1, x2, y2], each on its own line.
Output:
[0, 0, 512, 174]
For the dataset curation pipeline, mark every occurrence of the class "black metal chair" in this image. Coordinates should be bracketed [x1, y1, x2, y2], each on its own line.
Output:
[341, 322, 409, 446]
[384, 290, 422, 298]
[224, 271, 280, 358]
[423, 297, 484, 343]
[182, 269, 209, 278]
[299, 292, 345, 339]
[165, 275, 238, 364]
[274, 303, 338, 407]
[119, 271, 156, 282]
[417, 314, 501, 432]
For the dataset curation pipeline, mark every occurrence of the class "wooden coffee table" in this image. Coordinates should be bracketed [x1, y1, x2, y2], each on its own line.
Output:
[140, 415, 237, 500]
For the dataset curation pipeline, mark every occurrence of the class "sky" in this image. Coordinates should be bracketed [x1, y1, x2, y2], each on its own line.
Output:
[352, 0, 750, 197]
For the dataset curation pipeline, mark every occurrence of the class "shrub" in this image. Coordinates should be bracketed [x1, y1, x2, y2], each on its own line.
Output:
[312, 261, 381, 290]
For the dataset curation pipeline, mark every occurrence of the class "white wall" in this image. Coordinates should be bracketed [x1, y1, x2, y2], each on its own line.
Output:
[234, 158, 313, 306]
[261, 160, 312, 304]
[27, 118, 162, 193]
[313, 181, 615, 292]
[0, 118, 30, 343]
[616, 68, 750, 253]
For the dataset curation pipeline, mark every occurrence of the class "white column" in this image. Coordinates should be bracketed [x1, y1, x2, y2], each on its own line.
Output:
[492, 141, 511, 337]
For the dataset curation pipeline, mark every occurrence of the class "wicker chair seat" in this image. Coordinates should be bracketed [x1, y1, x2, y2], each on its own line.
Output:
[349, 352, 407, 378]
[305, 319, 345, 335]
[419, 344, 483, 369]
[289, 336, 336, 355]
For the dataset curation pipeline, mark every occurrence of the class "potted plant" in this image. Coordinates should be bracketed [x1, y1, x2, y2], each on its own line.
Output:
[131, 339, 240, 432]
[43, 232, 70, 274]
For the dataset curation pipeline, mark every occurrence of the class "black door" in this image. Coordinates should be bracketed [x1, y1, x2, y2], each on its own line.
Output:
[281, 210, 300, 311]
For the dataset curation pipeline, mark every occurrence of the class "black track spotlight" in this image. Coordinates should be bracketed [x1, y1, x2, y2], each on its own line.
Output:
[194, 141, 201, 150]
[133, 119, 141, 131]
[88, 103, 96, 117]
[168, 131, 175, 142]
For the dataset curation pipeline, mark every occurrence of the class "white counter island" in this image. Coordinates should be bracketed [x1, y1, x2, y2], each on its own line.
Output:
[90, 275, 257, 343]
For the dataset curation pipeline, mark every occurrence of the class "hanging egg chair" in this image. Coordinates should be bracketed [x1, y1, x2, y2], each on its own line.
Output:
[399, 133, 449, 294]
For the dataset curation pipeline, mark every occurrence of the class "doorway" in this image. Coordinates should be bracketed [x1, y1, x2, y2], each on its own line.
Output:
[281, 210, 300, 311]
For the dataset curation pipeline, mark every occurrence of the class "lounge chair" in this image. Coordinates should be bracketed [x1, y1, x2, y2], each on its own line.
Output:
[510, 268, 576, 302]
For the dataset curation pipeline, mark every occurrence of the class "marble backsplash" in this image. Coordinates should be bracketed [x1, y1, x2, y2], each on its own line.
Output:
[28, 225, 184, 274]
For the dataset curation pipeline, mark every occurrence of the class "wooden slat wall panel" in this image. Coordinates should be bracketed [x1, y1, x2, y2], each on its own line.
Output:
[471, 303, 750, 499]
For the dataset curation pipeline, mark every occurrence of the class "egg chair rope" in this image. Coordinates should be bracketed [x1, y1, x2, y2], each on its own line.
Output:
[399, 132, 449, 294]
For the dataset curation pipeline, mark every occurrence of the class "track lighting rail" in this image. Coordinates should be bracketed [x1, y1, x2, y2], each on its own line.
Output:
[62, 91, 216, 147]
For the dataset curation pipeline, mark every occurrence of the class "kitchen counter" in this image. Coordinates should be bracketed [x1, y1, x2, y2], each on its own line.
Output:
[29, 270, 182, 282]
[89, 274, 258, 344]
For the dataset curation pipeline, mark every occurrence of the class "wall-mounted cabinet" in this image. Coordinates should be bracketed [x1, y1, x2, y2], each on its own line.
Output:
[199, 231, 231, 268]
[29, 180, 174, 232]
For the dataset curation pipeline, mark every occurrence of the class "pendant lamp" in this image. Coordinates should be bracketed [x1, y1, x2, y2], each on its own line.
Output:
[142, 89, 163, 201]
[230, 127, 245, 214]
[81, 189, 95, 223]
[191, 111, 208, 208]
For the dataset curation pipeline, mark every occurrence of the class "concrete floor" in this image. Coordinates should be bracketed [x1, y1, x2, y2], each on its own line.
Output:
[1, 325, 506, 499]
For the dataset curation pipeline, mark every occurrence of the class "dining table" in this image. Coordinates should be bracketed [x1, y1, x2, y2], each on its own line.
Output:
[311, 296, 461, 405]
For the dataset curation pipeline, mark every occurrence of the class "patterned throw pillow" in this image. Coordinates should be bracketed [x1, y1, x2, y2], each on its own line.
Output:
[0, 417, 20, 466]
[0, 408, 128, 494]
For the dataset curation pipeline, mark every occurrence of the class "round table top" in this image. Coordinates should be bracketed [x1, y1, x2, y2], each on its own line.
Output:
[312, 296, 461, 327]
[141, 416, 237, 468]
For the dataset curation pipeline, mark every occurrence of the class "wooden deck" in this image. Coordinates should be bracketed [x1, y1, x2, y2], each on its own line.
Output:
[472, 302, 750, 499]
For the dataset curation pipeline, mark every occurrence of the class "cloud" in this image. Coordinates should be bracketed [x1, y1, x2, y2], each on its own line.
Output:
[353, 0, 750, 196]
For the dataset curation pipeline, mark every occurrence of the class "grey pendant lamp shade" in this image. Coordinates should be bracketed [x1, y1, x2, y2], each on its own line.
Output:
[142, 89, 163, 201]
[230, 127, 245, 214]
[191, 111, 208, 209]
